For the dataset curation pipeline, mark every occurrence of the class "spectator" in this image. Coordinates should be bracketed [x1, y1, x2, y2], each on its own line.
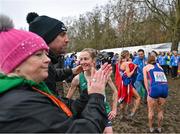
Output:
[157, 52, 168, 75]
[0, 14, 112, 132]
[26, 12, 83, 96]
[170, 50, 180, 79]
[133, 49, 147, 101]
[133, 51, 137, 60]
[166, 52, 171, 75]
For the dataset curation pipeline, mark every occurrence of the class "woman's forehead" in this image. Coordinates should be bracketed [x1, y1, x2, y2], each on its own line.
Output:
[80, 51, 91, 58]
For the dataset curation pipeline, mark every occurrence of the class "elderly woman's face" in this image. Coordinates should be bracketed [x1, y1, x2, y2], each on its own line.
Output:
[16, 50, 50, 83]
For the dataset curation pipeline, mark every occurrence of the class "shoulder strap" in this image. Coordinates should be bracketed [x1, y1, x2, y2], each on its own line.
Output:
[32, 87, 72, 117]
[154, 63, 164, 71]
[79, 72, 88, 91]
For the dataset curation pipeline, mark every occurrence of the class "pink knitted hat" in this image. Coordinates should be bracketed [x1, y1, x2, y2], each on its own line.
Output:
[0, 15, 49, 74]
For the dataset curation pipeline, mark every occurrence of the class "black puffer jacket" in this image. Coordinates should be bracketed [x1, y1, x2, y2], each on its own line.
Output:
[45, 50, 72, 95]
[0, 84, 107, 133]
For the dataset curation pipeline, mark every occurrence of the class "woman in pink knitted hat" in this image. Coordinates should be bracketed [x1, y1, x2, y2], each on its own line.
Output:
[0, 15, 112, 133]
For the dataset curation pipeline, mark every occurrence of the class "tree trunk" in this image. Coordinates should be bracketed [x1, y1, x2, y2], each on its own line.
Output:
[171, 0, 180, 51]
[171, 28, 180, 51]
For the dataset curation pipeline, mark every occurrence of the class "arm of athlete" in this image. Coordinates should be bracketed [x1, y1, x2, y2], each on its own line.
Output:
[125, 63, 137, 77]
[143, 66, 148, 92]
[66, 75, 79, 99]
[107, 77, 118, 120]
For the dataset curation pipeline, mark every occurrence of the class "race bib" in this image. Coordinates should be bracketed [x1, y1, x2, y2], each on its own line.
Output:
[153, 71, 167, 82]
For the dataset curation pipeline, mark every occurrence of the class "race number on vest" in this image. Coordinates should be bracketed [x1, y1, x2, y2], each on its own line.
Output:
[153, 72, 167, 82]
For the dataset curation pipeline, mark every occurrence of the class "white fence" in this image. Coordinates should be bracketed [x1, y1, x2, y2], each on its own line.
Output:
[100, 42, 180, 56]
[67, 42, 180, 58]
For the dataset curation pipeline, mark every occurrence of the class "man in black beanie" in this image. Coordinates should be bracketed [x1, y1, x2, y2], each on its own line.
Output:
[26, 12, 82, 96]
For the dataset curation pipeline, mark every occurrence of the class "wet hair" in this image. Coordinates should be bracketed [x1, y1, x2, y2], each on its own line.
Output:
[81, 48, 97, 60]
[147, 55, 156, 65]
[119, 50, 129, 63]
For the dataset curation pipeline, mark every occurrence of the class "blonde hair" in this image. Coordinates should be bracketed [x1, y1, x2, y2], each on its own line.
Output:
[81, 48, 97, 60]
[119, 50, 129, 63]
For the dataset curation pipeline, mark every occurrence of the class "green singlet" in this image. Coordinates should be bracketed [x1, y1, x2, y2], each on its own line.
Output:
[79, 72, 111, 114]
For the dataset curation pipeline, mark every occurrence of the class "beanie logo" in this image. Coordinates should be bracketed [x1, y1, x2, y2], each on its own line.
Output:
[61, 27, 66, 31]
[61, 24, 67, 31]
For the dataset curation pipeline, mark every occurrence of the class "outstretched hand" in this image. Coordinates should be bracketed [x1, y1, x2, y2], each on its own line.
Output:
[88, 63, 112, 95]
[72, 65, 83, 75]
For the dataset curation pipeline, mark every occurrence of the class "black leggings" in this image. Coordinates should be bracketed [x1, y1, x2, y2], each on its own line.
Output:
[171, 66, 178, 78]
[161, 65, 168, 75]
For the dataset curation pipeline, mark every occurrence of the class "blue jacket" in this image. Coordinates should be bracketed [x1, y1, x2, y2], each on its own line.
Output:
[158, 55, 168, 66]
[170, 55, 180, 66]
[133, 56, 147, 81]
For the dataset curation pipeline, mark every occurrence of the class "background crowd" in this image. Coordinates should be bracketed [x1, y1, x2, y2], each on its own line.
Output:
[0, 12, 179, 133]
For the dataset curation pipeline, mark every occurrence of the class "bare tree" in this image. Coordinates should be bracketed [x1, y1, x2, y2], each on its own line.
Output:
[138, 0, 179, 50]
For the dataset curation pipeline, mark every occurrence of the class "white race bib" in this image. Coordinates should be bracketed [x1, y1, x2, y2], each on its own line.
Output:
[153, 72, 167, 82]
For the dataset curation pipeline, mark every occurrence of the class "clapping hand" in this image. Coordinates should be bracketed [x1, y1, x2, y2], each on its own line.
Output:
[88, 63, 112, 95]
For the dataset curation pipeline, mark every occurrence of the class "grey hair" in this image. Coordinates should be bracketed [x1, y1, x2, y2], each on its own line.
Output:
[0, 14, 14, 31]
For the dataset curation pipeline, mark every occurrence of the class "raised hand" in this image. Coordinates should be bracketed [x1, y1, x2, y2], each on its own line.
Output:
[88, 63, 112, 95]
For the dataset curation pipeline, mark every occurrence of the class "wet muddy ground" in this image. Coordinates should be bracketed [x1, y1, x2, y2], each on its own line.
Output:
[63, 76, 180, 133]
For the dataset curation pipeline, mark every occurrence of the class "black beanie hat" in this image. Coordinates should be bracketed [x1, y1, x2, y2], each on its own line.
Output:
[26, 12, 67, 45]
